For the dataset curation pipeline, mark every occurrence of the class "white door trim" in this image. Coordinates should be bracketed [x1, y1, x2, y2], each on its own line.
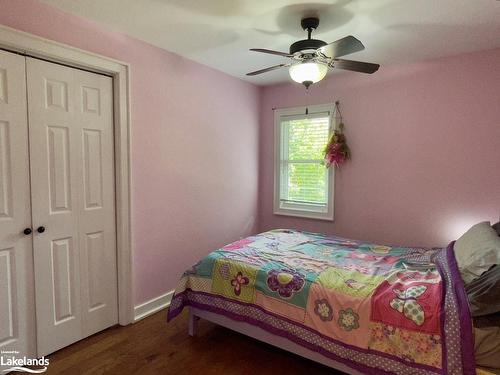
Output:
[0, 24, 134, 326]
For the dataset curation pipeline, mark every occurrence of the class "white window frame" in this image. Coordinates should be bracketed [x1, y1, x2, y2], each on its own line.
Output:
[274, 104, 335, 221]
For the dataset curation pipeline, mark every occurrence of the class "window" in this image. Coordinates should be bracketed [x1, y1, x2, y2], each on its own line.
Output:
[274, 104, 334, 220]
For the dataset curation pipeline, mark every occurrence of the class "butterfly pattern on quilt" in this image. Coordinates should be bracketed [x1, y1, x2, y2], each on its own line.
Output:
[389, 285, 427, 326]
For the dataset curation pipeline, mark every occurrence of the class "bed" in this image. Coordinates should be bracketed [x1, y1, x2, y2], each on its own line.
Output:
[167, 229, 478, 374]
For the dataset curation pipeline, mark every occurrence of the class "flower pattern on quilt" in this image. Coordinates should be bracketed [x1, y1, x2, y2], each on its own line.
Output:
[313, 299, 333, 321]
[266, 269, 305, 298]
[231, 272, 249, 296]
[390, 285, 427, 326]
[368, 322, 442, 368]
[338, 308, 360, 331]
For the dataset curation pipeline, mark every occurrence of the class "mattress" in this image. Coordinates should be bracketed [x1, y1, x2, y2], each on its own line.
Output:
[167, 229, 475, 375]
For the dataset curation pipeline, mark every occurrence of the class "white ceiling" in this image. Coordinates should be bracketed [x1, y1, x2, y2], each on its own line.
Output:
[40, 0, 500, 85]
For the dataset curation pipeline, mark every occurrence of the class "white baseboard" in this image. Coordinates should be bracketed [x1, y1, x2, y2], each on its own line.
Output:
[134, 290, 175, 322]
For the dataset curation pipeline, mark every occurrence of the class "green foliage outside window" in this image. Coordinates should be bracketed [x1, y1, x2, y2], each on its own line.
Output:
[283, 117, 329, 204]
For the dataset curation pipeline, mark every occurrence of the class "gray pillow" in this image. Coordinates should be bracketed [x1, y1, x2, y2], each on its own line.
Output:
[454, 222, 500, 284]
[466, 223, 500, 317]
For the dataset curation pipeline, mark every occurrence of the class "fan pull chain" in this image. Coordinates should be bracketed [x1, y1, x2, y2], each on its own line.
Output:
[305, 86, 311, 115]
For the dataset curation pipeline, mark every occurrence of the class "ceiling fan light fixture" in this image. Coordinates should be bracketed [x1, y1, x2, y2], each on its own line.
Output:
[246, 17, 379, 84]
[289, 62, 328, 87]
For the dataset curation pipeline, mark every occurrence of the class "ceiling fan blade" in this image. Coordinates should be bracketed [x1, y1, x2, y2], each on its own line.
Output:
[246, 64, 289, 76]
[332, 59, 380, 74]
[318, 36, 365, 59]
[250, 48, 292, 57]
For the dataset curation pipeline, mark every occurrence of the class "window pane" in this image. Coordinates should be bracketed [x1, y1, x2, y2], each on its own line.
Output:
[284, 162, 327, 204]
[286, 117, 330, 161]
[275, 108, 334, 219]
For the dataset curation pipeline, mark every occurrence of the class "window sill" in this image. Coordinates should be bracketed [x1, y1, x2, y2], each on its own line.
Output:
[273, 208, 334, 221]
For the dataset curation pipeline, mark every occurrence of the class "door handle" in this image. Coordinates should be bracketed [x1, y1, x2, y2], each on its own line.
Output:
[37, 226, 46, 233]
[23, 228, 32, 235]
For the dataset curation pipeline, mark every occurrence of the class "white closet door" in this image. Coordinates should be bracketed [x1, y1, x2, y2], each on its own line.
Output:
[0, 50, 36, 367]
[26, 57, 117, 356]
[73, 67, 117, 339]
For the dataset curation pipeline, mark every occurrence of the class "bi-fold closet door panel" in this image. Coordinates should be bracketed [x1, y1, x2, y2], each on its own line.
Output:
[26, 57, 118, 356]
[0, 50, 36, 365]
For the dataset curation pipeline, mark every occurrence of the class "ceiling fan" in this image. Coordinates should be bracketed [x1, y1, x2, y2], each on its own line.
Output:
[247, 17, 380, 88]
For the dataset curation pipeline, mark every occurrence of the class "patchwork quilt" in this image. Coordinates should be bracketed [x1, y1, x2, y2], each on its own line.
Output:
[167, 229, 475, 375]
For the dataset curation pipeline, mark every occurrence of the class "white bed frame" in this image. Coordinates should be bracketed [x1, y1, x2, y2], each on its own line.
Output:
[188, 307, 362, 375]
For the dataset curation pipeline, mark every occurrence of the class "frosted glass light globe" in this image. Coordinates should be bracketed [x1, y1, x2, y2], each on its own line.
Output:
[289, 62, 328, 86]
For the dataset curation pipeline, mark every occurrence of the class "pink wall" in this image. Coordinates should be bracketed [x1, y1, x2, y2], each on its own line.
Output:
[2, 0, 500, 306]
[259, 48, 500, 247]
[0, 0, 260, 304]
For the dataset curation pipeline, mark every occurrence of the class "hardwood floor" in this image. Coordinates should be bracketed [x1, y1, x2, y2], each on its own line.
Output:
[39, 309, 343, 374]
